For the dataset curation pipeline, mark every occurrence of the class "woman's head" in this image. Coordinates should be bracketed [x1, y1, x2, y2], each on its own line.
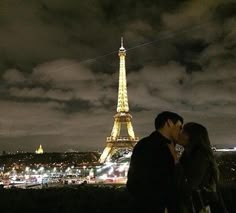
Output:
[179, 122, 219, 185]
[178, 122, 211, 151]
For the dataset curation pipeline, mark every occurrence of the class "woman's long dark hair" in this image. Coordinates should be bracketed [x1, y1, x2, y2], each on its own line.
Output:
[183, 122, 211, 154]
[183, 122, 219, 184]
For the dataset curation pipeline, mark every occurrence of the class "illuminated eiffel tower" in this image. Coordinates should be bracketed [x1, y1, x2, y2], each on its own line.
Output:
[99, 38, 139, 163]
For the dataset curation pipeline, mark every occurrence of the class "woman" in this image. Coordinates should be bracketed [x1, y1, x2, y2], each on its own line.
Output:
[172, 122, 227, 213]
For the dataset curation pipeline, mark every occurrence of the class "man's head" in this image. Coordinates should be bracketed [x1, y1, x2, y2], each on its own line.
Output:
[155, 111, 183, 142]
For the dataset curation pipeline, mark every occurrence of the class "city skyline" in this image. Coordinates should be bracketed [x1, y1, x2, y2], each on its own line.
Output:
[0, 0, 236, 152]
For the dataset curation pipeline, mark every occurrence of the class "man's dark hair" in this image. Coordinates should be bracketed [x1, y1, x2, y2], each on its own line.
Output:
[155, 111, 183, 130]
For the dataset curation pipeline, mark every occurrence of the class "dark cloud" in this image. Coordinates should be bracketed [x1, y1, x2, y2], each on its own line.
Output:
[0, 0, 187, 72]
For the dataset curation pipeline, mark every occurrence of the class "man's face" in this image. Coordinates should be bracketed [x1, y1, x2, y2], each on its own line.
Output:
[177, 130, 189, 146]
[168, 120, 183, 142]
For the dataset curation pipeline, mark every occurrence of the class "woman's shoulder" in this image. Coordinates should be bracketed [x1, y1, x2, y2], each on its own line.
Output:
[192, 146, 210, 158]
[181, 147, 210, 167]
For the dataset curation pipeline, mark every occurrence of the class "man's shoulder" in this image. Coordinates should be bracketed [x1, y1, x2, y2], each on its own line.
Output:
[135, 134, 153, 148]
[138, 135, 151, 143]
[132, 137, 146, 152]
[134, 131, 165, 151]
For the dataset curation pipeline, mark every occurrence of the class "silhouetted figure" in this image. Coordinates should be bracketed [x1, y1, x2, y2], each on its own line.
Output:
[173, 122, 228, 213]
[126, 111, 183, 213]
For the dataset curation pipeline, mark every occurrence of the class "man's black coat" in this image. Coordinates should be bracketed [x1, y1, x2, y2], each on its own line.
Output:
[126, 130, 177, 210]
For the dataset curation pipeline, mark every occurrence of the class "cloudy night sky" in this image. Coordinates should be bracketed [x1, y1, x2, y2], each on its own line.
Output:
[0, 0, 235, 152]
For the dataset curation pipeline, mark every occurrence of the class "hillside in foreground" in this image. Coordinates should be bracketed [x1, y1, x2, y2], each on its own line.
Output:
[0, 183, 235, 213]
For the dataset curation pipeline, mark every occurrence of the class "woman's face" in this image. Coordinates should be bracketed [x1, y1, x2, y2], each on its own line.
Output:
[177, 130, 189, 147]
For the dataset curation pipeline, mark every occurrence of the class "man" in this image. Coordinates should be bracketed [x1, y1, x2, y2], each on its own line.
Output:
[126, 111, 183, 213]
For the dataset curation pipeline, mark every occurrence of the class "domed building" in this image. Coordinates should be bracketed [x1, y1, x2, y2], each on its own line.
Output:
[35, 144, 44, 154]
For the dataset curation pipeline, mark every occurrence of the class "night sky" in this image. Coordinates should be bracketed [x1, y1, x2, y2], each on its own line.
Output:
[0, 0, 235, 152]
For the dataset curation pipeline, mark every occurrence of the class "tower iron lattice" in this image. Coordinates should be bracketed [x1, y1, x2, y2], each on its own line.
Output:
[99, 38, 139, 163]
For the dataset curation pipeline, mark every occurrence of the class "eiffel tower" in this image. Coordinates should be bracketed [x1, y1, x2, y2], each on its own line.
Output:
[99, 38, 139, 163]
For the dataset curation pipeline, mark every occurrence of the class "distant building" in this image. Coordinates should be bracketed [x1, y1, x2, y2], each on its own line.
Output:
[215, 147, 236, 152]
[35, 144, 44, 154]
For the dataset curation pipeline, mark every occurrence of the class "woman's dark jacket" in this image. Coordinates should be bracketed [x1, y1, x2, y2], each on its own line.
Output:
[177, 147, 213, 193]
[176, 146, 227, 213]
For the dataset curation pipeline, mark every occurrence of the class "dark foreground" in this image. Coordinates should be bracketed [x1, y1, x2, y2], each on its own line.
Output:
[0, 183, 235, 213]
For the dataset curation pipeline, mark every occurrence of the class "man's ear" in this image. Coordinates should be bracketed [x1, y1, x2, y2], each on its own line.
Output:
[167, 119, 173, 127]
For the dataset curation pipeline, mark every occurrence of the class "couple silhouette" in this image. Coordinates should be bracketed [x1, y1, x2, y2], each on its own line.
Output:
[126, 111, 227, 213]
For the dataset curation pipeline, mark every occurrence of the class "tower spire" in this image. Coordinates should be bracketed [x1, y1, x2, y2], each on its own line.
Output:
[117, 37, 129, 112]
[120, 37, 124, 49]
